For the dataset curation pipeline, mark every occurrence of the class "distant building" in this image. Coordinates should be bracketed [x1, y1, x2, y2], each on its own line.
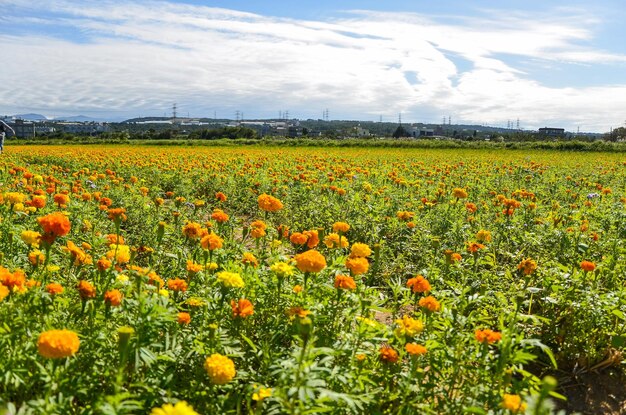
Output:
[410, 125, 434, 137]
[538, 127, 565, 137]
[10, 119, 35, 138]
[61, 122, 110, 134]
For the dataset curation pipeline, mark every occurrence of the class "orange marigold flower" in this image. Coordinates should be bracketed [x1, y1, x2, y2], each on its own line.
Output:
[231, 298, 254, 318]
[502, 394, 527, 413]
[38, 212, 71, 241]
[30, 195, 46, 209]
[419, 295, 441, 312]
[204, 353, 236, 385]
[379, 345, 399, 363]
[345, 256, 369, 276]
[406, 275, 431, 293]
[107, 207, 127, 222]
[250, 220, 267, 238]
[517, 258, 537, 275]
[97, 258, 111, 271]
[177, 312, 191, 325]
[104, 289, 123, 306]
[467, 242, 486, 253]
[211, 209, 229, 223]
[77, 280, 96, 299]
[167, 278, 188, 292]
[396, 211, 415, 221]
[332, 222, 350, 233]
[290, 232, 308, 245]
[294, 250, 327, 273]
[186, 260, 203, 275]
[106, 234, 125, 245]
[0, 267, 26, 290]
[241, 252, 259, 267]
[287, 306, 311, 318]
[324, 232, 349, 248]
[215, 192, 227, 202]
[46, 282, 64, 296]
[304, 230, 319, 249]
[182, 222, 204, 239]
[258, 194, 283, 212]
[580, 260, 596, 272]
[201, 233, 223, 250]
[53, 193, 70, 207]
[405, 343, 428, 356]
[475, 329, 502, 344]
[334, 274, 356, 290]
[37, 329, 80, 359]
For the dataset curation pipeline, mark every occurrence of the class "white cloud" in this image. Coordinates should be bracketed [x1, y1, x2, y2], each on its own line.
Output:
[1, 0, 625, 130]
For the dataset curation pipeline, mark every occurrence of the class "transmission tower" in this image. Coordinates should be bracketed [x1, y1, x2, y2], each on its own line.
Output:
[172, 103, 177, 119]
[235, 111, 241, 122]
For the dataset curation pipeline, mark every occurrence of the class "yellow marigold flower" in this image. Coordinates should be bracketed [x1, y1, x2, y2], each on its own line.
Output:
[21, 230, 41, 247]
[217, 271, 244, 288]
[324, 232, 349, 248]
[476, 229, 492, 242]
[350, 242, 372, 258]
[258, 194, 283, 212]
[502, 394, 527, 413]
[517, 258, 537, 275]
[204, 353, 236, 385]
[332, 222, 350, 233]
[345, 256, 369, 275]
[106, 244, 131, 264]
[0, 284, 9, 301]
[452, 188, 468, 199]
[4, 192, 26, 205]
[252, 387, 272, 401]
[294, 250, 327, 273]
[150, 401, 200, 415]
[37, 329, 80, 359]
[394, 315, 424, 338]
[270, 261, 294, 278]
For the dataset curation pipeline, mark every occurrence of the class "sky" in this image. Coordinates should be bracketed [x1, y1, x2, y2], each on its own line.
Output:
[1, 0, 626, 131]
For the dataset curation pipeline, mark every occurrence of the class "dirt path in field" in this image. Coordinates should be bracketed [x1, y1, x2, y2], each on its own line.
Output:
[555, 368, 626, 414]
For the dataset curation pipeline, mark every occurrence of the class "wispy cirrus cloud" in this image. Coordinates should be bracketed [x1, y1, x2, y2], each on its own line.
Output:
[1, 0, 625, 130]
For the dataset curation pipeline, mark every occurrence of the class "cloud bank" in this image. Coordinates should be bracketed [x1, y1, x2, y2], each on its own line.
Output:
[1, 0, 625, 130]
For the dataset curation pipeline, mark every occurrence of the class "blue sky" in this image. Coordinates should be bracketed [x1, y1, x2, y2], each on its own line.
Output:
[1, 0, 626, 131]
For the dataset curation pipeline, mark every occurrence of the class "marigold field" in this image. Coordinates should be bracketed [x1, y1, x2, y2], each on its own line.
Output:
[0, 145, 625, 414]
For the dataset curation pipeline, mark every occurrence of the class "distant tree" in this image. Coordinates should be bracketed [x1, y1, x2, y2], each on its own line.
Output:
[392, 125, 410, 138]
